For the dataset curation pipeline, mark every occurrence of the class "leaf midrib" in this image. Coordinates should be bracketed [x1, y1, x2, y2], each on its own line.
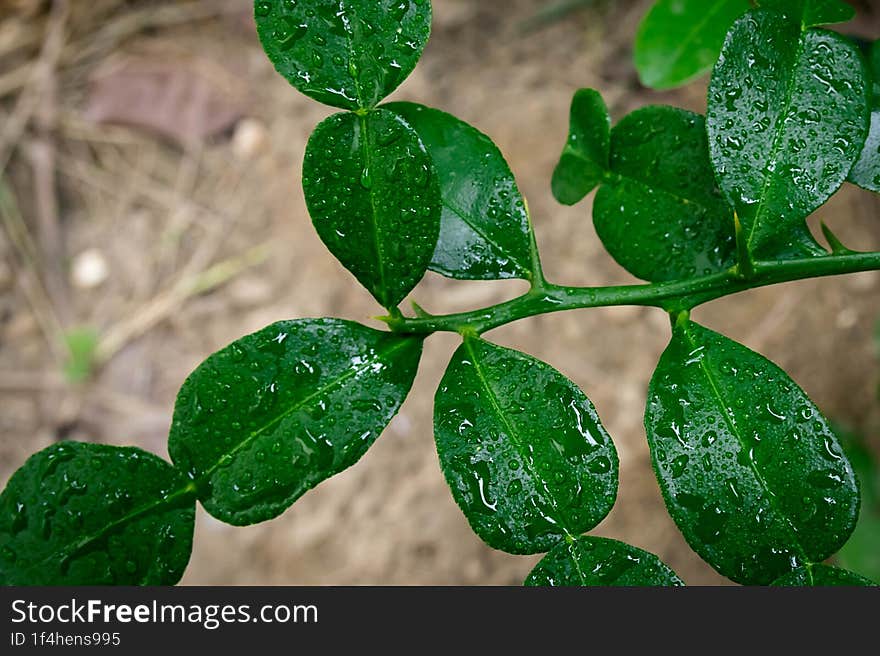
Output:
[342, 0, 365, 108]
[463, 338, 571, 538]
[681, 326, 809, 564]
[12, 482, 195, 584]
[439, 197, 531, 276]
[645, 0, 742, 87]
[746, 21, 807, 252]
[199, 336, 414, 481]
[358, 113, 391, 305]
[606, 169, 721, 214]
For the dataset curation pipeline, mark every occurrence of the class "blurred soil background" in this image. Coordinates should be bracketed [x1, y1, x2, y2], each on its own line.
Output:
[1, 0, 879, 585]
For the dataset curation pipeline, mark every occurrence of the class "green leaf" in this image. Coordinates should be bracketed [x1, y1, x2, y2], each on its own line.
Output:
[707, 9, 869, 260]
[384, 102, 533, 281]
[303, 110, 442, 309]
[552, 89, 610, 206]
[254, 0, 431, 110]
[645, 321, 859, 585]
[849, 41, 880, 193]
[169, 319, 422, 526]
[0, 442, 195, 585]
[594, 106, 736, 282]
[434, 337, 618, 555]
[757, 0, 856, 27]
[772, 564, 877, 586]
[635, 0, 751, 90]
[524, 536, 684, 586]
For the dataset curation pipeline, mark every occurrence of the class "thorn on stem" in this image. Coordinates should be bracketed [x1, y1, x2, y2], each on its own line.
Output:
[820, 222, 852, 255]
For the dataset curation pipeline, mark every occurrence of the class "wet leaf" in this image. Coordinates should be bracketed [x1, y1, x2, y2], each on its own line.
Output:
[384, 102, 533, 281]
[169, 319, 422, 526]
[303, 110, 442, 309]
[254, 0, 431, 110]
[594, 106, 736, 282]
[434, 337, 618, 555]
[524, 536, 684, 586]
[707, 9, 869, 259]
[0, 442, 195, 585]
[848, 41, 880, 193]
[757, 0, 855, 27]
[772, 564, 877, 586]
[635, 0, 751, 90]
[645, 321, 859, 585]
[552, 88, 610, 206]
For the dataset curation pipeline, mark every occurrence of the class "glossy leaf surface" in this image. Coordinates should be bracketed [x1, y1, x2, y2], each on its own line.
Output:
[646, 321, 859, 584]
[635, 0, 750, 90]
[0, 442, 195, 585]
[707, 9, 869, 259]
[524, 536, 684, 586]
[169, 319, 423, 526]
[385, 102, 533, 281]
[849, 41, 880, 193]
[757, 0, 855, 26]
[594, 106, 735, 282]
[254, 0, 431, 110]
[303, 110, 441, 309]
[772, 564, 877, 586]
[434, 337, 618, 555]
[552, 89, 610, 206]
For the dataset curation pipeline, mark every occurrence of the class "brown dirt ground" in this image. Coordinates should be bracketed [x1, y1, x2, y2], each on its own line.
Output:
[1, 0, 879, 585]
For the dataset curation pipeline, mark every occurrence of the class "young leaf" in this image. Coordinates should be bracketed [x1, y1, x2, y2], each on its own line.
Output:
[772, 564, 877, 586]
[524, 536, 684, 586]
[707, 9, 869, 260]
[0, 442, 195, 586]
[849, 41, 880, 193]
[645, 321, 859, 585]
[254, 0, 431, 111]
[169, 319, 423, 526]
[635, 0, 751, 90]
[594, 106, 735, 282]
[434, 337, 618, 555]
[303, 109, 442, 309]
[384, 102, 533, 281]
[757, 0, 855, 27]
[552, 89, 611, 206]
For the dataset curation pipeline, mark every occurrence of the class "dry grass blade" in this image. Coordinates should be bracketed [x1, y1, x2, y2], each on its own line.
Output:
[95, 242, 273, 364]
[0, 0, 69, 175]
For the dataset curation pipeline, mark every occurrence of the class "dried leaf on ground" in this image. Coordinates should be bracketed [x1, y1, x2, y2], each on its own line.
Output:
[84, 55, 246, 147]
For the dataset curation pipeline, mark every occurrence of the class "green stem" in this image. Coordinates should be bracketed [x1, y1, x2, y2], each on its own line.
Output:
[384, 251, 880, 335]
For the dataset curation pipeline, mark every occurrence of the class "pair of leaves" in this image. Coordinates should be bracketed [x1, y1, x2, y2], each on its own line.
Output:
[568, 3, 870, 272]
[434, 335, 684, 585]
[634, 0, 855, 90]
[303, 104, 535, 308]
[646, 320, 863, 584]
[552, 90, 735, 283]
[0, 320, 424, 583]
[265, 0, 533, 308]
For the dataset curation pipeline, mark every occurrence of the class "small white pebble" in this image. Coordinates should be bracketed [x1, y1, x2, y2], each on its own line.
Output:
[232, 118, 268, 160]
[71, 248, 109, 289]
[836, 307, 858, 330]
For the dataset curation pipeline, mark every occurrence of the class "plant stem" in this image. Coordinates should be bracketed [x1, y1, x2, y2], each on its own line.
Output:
[384, 250, 880, 335]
